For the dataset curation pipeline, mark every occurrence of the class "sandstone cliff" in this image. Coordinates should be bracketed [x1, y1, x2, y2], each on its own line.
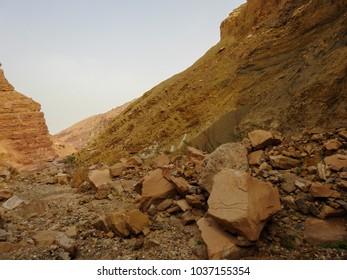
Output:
[78, 0, 347, 164]
[0, 69, 55, 169]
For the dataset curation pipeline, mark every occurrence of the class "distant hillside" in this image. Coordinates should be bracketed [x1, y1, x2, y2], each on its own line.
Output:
[78, 0, 347, 165]
[53, 101, 133, 154]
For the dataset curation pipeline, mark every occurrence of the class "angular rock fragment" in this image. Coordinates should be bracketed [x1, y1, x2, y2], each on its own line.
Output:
[197, 217, 250, 260]
[207, 169, 281, 241]
[270, 155, 300, 169]
[248, 130, 275, 150]
[139, 169, 178, 210]
[324, 154, 347, 171]
[309, 182, 340, 198]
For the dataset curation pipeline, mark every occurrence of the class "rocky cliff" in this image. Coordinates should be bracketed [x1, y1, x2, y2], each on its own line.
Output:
[78, 0, 347, 164]
[0, 69, 55, 168]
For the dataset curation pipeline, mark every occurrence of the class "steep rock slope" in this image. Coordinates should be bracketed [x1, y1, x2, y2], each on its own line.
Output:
[78, 0, 347, 164]
[0, 69, 55, 168]
[53, 101, 133, 152]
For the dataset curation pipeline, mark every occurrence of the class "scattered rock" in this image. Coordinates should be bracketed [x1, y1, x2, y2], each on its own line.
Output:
[157, 199, 173, 212]
[0, 188, 13, 201]
[170, 176, 190, 196]
[207, 169, 281, 241]
[270, 155, 301, 169]
[176, 199, 192, 212]
[324, 154, 347, 171]
[185, 194, 206, 209]
[309, 183, 341, 198]
[186, 147, 206, 161]
[248, 150, 264, 166]
[105, 209, 149, 237]
[181, 211, 196, 225]
[150, 154, 170, 169]
[324, 140, 342, 151]
[248, 130, 276, 150]
[2, 195, 25, 210]
[109, 163, 124, 177]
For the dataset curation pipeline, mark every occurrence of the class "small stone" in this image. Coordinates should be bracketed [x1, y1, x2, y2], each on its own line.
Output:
[324, 154, 347, 171]
[308, 204, 321, 216]
[170, 176, 190, 195]
[281, 195, 298, 210]
[310, 183, 340, 198]
[248, 130, 275, 150]
[150, 154, 170, 169]
[248, 150, 264, 166]
[2, 195, 25, 210]
[125, 156, 143, 167]
[316, 163, 330, 181]
[176, 199, 192, 212]
[295, 180, 307, 192]
[281, 173, 298, 194]
[270, 155, 301, 169]
[295, 199, 310, 215]
[109, 163, 124, 177]
[185, 194, 206, 209]
[320, 205, 345, 218]
[324, 140, 342, 151]
[181, 211, 196, 225]
[0, 188, 13, 201]
[144, 238, 160, 249]
[133, 238, 144, 250]
[126, 209, 150, 235]
[95, 185, 112, 200]
[186, 147, 206, 161]
[259, 162, 272, 171]
[147, 204, 157, 216]
[106, 231, 114, 238]
[340, 172, 347, 179]
[157, 199, 173, 212]
[65, 226, 78, 238]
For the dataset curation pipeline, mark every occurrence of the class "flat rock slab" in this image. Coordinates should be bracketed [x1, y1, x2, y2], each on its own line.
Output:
[207, 169, 281, 241]
[304, 218, 347, 245]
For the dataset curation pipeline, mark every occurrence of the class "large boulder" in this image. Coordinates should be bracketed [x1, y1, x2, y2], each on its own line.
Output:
[138, 169, 178, 210]
[207, 169, 281, 241]
[200, 143, 249, 193]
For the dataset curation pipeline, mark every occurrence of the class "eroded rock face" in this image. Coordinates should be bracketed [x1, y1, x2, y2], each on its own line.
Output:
[0, 69, 55, 168]
[207, 169, 281, 241]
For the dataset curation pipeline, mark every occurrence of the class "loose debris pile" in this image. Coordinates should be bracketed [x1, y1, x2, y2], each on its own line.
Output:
[1, 128, 346, 259]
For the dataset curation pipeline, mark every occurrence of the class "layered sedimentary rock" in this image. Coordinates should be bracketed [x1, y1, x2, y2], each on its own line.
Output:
[0, 69, 55, 168]
[78, 0, 347, 164]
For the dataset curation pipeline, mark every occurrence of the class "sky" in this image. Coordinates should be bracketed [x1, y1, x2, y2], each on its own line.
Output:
[0, 0, 246, 134]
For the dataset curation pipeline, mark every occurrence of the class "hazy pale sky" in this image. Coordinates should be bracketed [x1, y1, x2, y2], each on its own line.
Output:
[0, 0, 246, 134]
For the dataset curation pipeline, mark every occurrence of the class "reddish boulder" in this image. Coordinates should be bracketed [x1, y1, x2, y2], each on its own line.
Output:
[207, 169, 281, 241]
[139, 169, 178, 210]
